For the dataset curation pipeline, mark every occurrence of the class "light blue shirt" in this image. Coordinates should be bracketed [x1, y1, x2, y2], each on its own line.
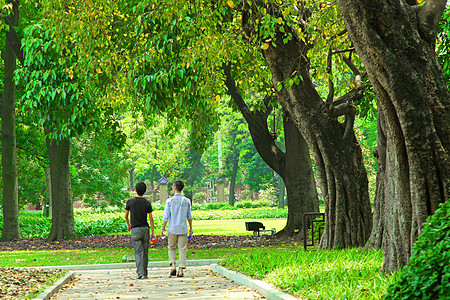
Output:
[163, 193, 192, 235]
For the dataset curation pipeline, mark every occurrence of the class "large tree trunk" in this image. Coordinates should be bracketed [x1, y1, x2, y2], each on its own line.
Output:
[282, 115, 319, 236]
[223, 63, 319, 238]
[337, 0, 450, 272]
[249, 17, 372, 248]
[364, 111, 387, 250]
[45, 131, 77, 241]
[1, 0, 21, 242]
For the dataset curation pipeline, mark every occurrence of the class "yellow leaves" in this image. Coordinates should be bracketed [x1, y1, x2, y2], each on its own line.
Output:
[227, 0, 235, 8]
[177, 36, 181, 41]
[215, 95, 220, 101]
[263, 43, 270, 50]
[96, 68, 102, 74]
[277, 17, 283, 25]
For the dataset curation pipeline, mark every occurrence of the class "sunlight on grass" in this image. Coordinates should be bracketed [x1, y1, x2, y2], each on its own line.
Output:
[194, 218, 286, 236]
[221, 246, 394, 299]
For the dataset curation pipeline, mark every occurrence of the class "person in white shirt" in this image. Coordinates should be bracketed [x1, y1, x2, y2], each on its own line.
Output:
[161, 180, 193, 277]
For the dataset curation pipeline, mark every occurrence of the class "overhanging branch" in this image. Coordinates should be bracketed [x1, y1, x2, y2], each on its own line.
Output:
[417, 0, 447, 44]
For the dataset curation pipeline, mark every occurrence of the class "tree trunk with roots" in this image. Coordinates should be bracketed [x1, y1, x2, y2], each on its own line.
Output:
[337, 0, 450, 272]
[223, 63, 319, 238]
[240, 3, 373, 248]
[46, 131, 78, 241]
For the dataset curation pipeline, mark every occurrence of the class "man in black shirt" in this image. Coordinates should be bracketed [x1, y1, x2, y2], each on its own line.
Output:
[125, 182, 156, 279]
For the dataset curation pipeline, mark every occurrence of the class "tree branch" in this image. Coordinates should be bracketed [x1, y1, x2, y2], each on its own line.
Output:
[4, 1, 24, 66]
[417, 0, 447, 44]
[325, 46, 334, 107]
[222, 62, 253, 118]
[222, 62, 286, 175]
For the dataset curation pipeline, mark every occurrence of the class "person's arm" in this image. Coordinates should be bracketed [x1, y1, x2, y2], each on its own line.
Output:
[148, 212, 156, 239]
[187, 199, 193, 234]
[125, 210, 131, 231]
[161, 221, 168, 236]
[162, 200, 170, 235]
[187, 219, 193, 234]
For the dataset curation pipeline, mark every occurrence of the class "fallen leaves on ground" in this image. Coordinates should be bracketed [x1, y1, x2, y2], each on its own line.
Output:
[0, 234, 281, 251]
[0, 267, 64, 299]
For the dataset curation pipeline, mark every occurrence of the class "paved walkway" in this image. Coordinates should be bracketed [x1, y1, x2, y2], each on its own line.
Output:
[50, 266, 265, 299]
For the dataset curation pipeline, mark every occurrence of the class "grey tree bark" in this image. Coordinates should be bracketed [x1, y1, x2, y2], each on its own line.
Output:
[1, 0, 21, 242]
[44, 167, 52, 218]
[337, 0, 450, 272]
[45, 131, 77, 241]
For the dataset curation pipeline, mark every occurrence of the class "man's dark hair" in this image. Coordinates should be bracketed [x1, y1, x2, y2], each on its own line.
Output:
[173, 180, 184, 192]
[135, 182, 147, 196]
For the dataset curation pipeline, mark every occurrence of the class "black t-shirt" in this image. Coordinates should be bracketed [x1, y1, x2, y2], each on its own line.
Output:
[125, 197, 153, 228]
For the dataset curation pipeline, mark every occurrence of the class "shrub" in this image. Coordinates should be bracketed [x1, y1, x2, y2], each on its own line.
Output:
[193, 191, 208, 203]
[75, 217, 127, 236]
[384, 200, 450, 300]
[258, 187, 277, 205]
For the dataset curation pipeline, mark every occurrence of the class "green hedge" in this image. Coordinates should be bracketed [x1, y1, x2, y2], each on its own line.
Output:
[384, 200, 450, 300]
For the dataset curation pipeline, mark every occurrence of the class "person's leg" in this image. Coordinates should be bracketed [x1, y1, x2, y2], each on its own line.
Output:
[168, 232, 177, 275]
[142, 228, 150, 277]
[131, 227, 145, 278]
[177, 233, 188, 276]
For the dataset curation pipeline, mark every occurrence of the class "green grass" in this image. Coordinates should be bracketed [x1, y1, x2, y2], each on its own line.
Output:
[220, 245, 395, 299]
[191, 218, 286, 236]
[0, 247, 246, 268]
[113, 218, 286, 236]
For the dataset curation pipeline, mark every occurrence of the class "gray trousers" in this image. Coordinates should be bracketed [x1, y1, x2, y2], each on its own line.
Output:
[131, 226, 150, 277]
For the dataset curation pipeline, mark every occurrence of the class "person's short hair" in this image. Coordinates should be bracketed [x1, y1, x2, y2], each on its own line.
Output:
[173, 180, 184, 192]
[135, 182, 147, 196]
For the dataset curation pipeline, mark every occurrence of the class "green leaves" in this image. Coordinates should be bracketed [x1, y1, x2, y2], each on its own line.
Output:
[384, 200, 450, 300]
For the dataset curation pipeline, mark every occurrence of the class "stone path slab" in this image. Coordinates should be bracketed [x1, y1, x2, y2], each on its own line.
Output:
[50, 266, 265, 299]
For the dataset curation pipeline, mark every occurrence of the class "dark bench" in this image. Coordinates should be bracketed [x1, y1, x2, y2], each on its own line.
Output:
[245, 221, 276, 236]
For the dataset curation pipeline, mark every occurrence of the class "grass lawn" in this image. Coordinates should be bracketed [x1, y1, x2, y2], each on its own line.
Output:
[220, 245, 395, 300]
[0, 247, 246, 268]
[113, 218, 286, 236]
[193, 218, 285, 235]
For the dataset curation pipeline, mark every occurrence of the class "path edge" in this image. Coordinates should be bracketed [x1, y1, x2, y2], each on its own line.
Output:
[34, 271, 75, 300]
[210, 264, 297, 300]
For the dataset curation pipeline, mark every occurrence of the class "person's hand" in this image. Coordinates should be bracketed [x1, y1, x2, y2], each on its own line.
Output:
[189, 228, 193, 234]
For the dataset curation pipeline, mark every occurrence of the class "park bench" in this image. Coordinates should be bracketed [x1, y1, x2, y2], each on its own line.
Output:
[245, 221, 276, 236]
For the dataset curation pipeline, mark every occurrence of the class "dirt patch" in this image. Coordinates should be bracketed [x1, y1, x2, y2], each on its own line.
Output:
[0, 234, 281, 251]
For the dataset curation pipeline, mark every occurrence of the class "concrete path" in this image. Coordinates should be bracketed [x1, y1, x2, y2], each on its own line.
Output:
[49, 266, 265, 300]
